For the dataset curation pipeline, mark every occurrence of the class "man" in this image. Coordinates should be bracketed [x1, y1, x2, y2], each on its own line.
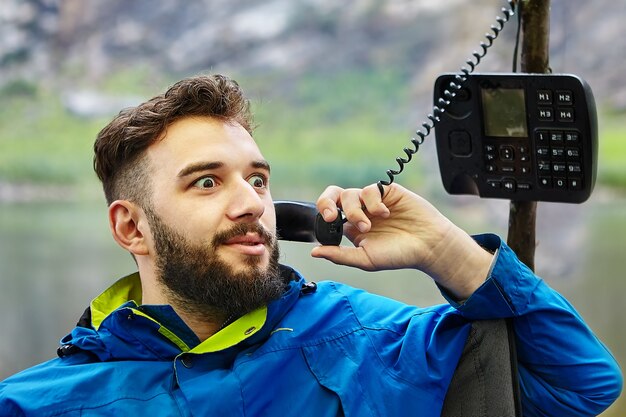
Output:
[0, 74, 622, 416]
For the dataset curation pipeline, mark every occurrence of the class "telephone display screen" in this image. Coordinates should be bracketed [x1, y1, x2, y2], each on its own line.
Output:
[481, 87, 528, 137]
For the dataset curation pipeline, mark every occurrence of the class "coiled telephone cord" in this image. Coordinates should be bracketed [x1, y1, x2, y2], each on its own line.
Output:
[377, 0, 518, 197]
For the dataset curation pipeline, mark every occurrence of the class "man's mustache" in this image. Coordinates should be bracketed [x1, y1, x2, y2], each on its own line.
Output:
[212, 223, 275, 247]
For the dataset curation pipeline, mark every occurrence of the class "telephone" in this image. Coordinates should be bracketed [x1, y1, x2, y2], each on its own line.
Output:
[434, 73, 597, 203]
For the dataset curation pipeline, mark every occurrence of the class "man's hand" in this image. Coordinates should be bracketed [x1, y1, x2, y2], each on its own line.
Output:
[311, 183, 494, 300]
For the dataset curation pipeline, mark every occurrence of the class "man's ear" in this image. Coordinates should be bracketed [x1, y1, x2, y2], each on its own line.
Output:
[108, 200, 150, 256]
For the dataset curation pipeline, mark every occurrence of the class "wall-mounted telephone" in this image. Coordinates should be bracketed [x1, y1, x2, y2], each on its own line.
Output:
[434, 73, 598, 203]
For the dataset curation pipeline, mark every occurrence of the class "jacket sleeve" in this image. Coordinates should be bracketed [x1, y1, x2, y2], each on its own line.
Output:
[442, 233, 623, 417]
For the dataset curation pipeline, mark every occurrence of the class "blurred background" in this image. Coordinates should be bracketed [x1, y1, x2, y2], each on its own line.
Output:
[0, 0, 624, 414]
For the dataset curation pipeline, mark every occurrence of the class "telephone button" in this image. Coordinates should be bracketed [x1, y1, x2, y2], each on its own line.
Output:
[554, 177, 567, 189]
[517, 183, 532, 191]
[537, 161, 551, 173]
[552, 163, 567, 174]
[569, 178, 583, 190]
[501, 166, 515, 173]
[502, 179, 516, 192]
[538, 177, 552, 188]
[520, 165, 531, 175]
[487, 180, 501, 189]
[566, 148, 580, 159]
[538, 108, 554, 121]
[484, 144, 497, 163]
[485, 164, 497, 173]
[564, 131, 579, 143]
[556, 90, 573, 105]
[537, 90, 552, 104]
[558, 108, 575, 123]
[536, 130, 550, 143]
[551, 147, 565, 159]
[536, 147, 550, 157]
[568, 163, 582, 174]
[550, 131, 564, 144]
[499, 146, 515, 161]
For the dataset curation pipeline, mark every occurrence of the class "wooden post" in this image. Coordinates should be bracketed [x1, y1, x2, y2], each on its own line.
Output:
[506, 0, 551, 271]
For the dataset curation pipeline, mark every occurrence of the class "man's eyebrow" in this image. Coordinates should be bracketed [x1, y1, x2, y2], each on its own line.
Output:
[177, 161, 224, 178]
[252, 160, 271, 173]
[177, 160, 271, 178]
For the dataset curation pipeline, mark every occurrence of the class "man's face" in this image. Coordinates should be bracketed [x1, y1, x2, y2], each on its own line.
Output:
[142, 116, 284, 318]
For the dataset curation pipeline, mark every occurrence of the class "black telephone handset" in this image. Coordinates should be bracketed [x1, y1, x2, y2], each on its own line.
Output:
[274, 201, 344, 245]
[434, 73, 598, 203]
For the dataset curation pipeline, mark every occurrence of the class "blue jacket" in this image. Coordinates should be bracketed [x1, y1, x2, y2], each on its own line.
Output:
[0, 234, 622, 416]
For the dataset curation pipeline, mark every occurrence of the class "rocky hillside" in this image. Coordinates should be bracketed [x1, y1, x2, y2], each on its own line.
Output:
[1, 0, 625, 109]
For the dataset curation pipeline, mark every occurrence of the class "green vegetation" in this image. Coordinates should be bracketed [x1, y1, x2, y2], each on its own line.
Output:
[1, 69, 626, 199]
[0, 88, 106, 185]
[597, 114, 626, 189]
[251, 69, 418, 195]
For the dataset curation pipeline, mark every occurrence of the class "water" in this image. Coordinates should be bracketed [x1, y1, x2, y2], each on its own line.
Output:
[0, 192, 624, 415]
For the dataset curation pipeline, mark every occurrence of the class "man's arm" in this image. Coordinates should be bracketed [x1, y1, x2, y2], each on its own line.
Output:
[313, 183, 623, 417]
[449, 234, 623, 416]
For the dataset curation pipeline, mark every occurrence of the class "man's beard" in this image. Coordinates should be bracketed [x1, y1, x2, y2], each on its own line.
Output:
[144, 208, 284, 323]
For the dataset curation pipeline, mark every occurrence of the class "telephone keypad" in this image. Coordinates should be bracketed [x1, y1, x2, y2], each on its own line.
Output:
[533, 82, 582, 192]
[535, 128, 584, 191]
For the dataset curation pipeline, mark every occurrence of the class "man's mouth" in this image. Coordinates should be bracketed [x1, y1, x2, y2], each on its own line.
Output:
[225, 233, 265, 245]
[223, 233, 267, 256]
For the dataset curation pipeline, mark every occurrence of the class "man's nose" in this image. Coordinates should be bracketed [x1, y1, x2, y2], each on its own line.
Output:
[226, 179, 266, 222]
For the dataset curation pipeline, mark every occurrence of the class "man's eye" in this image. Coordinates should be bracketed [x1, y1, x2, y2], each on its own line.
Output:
[193, 177, 216, 189]
[248, 174, 267, 189]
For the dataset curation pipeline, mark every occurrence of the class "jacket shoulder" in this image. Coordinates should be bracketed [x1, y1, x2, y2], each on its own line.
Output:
[278, 280, 455, 344]
[0, 358, 69, 415]
[316, 280, 454, 329]
[0, 355, 175, 416]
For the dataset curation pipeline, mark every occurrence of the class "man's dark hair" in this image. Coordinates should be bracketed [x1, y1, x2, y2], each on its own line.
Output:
[93, 74, 253, 206]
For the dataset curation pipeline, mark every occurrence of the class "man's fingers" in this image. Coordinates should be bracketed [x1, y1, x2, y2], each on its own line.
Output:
[360, 183, 390, 218]
[339, 189, 371, 233]
[316, 183, 391, 234]
[316, 185, 343, 222]
[310, 245, 374, 271]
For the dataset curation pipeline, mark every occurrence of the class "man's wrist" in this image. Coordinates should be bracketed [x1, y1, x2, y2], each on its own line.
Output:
[429, 229, 496, 300]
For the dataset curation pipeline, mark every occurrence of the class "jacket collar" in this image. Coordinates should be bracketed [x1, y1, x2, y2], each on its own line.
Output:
[63, 265, 306, 361]
[90, 272, 143, 330]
